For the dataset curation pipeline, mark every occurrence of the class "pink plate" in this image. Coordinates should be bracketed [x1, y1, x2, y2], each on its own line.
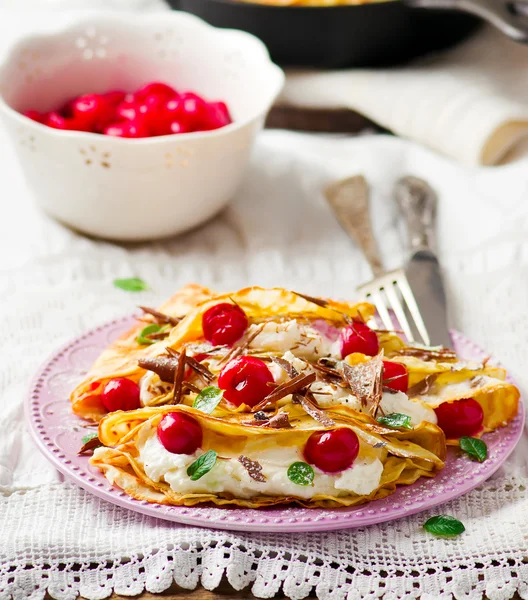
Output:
[25, 316, 525, 533]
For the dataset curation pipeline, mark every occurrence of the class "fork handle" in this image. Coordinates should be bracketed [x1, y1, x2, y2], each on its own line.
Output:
[394, 176, 437, 252]
[325, 175, 385, 276]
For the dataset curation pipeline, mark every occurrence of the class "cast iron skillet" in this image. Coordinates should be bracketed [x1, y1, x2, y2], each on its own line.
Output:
[168, 0, 528, 67]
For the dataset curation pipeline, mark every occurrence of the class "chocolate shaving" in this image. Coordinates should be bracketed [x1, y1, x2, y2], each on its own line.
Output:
[169, 347, 187, 405]
[294, 291, 329, 309]
[338, 354, 383, 412]
[294, 392, 335, 427]
[470, 375, 486, 389]
[78, 436, 102, 455]
[252, 372, 316, 412]
[271, 356, 299, 378]
[262, 412, 292, 429]
[145, 330, 171, 341]
[373, 441, 387, 449]
[185, 355, 214, 382]
[183, 381, 201, 394]
[219, 323, 266, 366]
[238, 455, 266, 483]
[406, 373, 439, 396]
[138, 355, 179, 383]
[253, 411, 269, 422]
[382, 386, 399, 395]
[311, 362, 342, 380]
[139, 306, 181, 326]
[396, 347, 457, 362]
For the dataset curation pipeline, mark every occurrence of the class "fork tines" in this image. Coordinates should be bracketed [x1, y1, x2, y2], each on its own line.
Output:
[357, 268, 431, 346]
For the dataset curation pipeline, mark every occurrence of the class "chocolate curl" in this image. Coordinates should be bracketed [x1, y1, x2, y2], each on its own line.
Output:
[139, 306, 181, 326]
[251, 372, 317, 412]
[170, 348, 187, 405]
[294, 392, 336, 427]
[138, 355, 179, 383]
[238, 455, 266, 483]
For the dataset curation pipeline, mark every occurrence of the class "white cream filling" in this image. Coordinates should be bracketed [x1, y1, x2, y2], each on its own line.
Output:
[309, 383, 437, 426]
[139, 371, 172, 406]
[137, 427, 383, 500]
[248, 320, 337, 360]
[379, 391, 437, 425]
[419, 375, 498, 406]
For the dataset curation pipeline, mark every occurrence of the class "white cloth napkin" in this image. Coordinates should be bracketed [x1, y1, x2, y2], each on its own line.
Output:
[280, 27, 528, 166]
[1, 125, 528, 600]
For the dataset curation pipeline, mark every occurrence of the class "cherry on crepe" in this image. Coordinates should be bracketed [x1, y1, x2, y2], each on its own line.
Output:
[101, 378, 141, 412]
[218, 356, 274, 408]
[382, 360, 409, 393]
[304, 428, 360, 473]
[434, 398, 484, 439]
[339, 322, 380, 358]
[157, 412, 203, 455]
[202, 302, 248, 346]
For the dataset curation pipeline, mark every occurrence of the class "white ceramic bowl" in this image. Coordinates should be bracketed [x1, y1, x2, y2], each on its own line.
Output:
[0, 12, 284, 241]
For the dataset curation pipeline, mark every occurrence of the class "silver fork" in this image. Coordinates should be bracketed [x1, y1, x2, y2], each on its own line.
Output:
[325, 174, 435, 346]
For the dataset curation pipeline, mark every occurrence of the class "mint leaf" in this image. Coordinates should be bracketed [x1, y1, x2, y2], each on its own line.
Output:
[113, 277, 149, 292]
[137, 323, 167, 345]
[460, 436, 487, 462]
[187, 450, 218, 481]
[81, 432, 99, 445]
[287, 462, 314, 486]
[377, 413, 413, 430]
[193, 386, 223, 414]
[424, 515, 465, 537]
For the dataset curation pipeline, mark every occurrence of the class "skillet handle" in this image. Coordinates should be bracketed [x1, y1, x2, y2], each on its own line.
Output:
[404, 0, 528, 42]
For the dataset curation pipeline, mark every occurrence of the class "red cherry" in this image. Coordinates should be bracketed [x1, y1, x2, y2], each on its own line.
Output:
[104, 90, 126, 106]
[304, 428, 360, 473]
[157, 412, 203, 455]
[339, 322, 379, 358]
[23, 110, 45, 123]
[202, 302, 248, 346]
[70, 94, 115, 131]
[201, 101, 232, 131]
[180, 92, 209, 129]
[168, 120, 191, 135]
[136, 94, 172, 135]
[115, 100, 138, 121]
[46, 111, 71, 130]
[218, 356, 274, 408]
[382, 361, 408, 393]
[103, 119, 149, 138]
[101, 378, 141, 412]
[434, 398, 484, 439]
[135, 82, 177, 101]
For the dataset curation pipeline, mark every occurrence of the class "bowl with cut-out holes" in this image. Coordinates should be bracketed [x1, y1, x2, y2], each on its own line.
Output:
[0, 12, 284, 241]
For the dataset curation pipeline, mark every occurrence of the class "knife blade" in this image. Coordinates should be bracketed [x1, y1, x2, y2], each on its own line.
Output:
[394, 176, 452, 349]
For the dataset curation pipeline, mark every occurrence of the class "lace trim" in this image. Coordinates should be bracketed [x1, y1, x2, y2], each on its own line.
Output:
[1, 478, 527, 600]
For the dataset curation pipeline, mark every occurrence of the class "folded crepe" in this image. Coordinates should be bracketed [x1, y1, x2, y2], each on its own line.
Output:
[72, 285, 519, 443]
[91, 404, 446, 508]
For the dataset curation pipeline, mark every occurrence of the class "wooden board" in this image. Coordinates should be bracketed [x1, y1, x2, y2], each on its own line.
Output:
[265, 105, 381, 134]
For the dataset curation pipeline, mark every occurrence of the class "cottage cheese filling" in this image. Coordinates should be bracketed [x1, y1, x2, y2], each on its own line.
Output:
[137, 425, 384, 500]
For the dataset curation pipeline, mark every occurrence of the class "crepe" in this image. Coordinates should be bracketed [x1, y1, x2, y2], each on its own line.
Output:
[91, 404, 445, 508]
[72, 285, 519, 441]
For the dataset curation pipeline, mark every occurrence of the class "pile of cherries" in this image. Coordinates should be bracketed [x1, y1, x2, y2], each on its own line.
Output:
[98, 302, 484, 472]
[22, 82, 232, 138]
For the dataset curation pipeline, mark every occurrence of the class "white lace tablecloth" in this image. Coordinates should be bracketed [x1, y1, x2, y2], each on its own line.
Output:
[1, 128, 528, 600]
